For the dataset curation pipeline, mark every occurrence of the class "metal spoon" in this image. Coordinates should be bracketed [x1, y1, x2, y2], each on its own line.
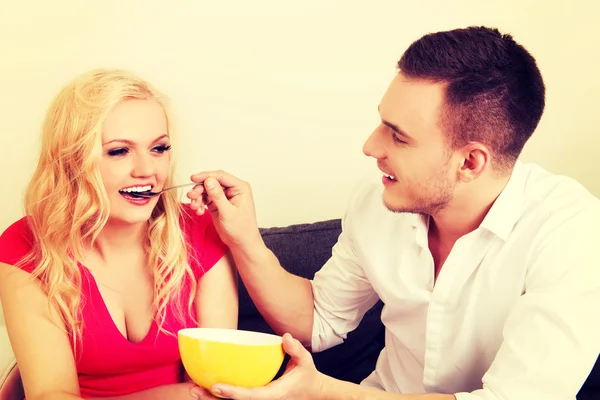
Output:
[125, 182, 203, 198]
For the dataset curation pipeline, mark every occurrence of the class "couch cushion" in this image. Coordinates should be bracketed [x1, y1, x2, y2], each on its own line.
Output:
[237, 219, 385, 384]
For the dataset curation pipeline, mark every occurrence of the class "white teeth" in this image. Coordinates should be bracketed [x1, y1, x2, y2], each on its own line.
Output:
[384, 174, 396, 180]
[120, 185, 152, 193]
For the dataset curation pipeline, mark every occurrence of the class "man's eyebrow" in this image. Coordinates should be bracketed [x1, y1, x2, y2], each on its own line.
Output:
[378, 105, 412, 139]
[103, 134, 169, 146]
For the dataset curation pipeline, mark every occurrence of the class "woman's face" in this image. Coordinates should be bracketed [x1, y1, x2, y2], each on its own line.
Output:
[98, 98, 171, 226]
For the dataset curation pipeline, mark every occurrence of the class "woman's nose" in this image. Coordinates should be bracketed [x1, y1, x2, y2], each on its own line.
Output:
[131, 153, 156, 178]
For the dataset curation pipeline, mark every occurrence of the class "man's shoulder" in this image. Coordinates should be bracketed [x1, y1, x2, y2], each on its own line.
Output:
[519, 162, 600, 218]
[514, 163, 600, 243]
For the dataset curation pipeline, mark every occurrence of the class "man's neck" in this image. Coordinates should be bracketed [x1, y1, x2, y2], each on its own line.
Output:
[430, 175, 511, 246]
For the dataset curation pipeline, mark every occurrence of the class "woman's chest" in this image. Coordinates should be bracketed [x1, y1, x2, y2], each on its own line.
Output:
[84, 254, 156, 344]
[74, 269, 195, 375]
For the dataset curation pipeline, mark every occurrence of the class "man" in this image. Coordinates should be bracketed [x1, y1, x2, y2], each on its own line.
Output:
[188, 26, 600, 399]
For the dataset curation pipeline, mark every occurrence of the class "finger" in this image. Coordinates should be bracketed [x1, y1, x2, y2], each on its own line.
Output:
[282, 333, 314, 367]
[188, 191, 210, 215]
[187, 184, 206, 200]
[201, 192, 213, 205]
[206, 202, 219, 215]
[189, 194, 211, 214]
[203, 177, 235, 213]
[190, 202, 206, 215]
[189, 385, 219, 399]
[211, 383, 273, 400]
[188, 189, 207, 207]
[223, 186, 245, 202]
[191, 170, 247, 190]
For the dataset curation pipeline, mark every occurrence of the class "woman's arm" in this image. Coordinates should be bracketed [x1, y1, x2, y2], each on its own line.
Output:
[194, 251, 239, 329]
[0, 262, 83, 400]
[38, 383, 208, 400]
[87, 382, 215, 400]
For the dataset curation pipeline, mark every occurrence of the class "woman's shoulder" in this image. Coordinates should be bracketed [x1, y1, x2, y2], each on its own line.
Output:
[0, 217, 35, 271]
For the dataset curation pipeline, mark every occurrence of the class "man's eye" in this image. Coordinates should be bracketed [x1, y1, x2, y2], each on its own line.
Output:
[108, 148, 129, 156]
[153, 144, 172, 153]
[392, 133, 406, 144]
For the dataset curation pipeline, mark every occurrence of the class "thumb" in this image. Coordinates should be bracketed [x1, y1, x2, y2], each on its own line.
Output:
[203, 177, 233, 213]
[282, 333, 313, 366]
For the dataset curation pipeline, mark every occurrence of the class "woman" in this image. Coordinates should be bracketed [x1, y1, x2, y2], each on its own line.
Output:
[0, 69, 237, 399]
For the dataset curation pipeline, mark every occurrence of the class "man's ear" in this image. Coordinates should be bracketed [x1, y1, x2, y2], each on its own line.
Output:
[457, 143, 490, 182]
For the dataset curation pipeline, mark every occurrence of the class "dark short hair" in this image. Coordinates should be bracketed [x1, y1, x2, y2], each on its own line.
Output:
[398, 26, 545, 171]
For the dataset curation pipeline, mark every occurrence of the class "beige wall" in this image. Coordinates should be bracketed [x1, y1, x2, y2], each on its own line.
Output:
[0, 0, 598, 234]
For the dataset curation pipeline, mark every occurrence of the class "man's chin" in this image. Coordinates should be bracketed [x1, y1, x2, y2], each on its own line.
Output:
[382, 197, 410, 214]
[381, 195, 428, 215]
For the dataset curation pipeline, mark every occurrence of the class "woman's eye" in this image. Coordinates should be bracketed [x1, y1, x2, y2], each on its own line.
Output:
[107, 148, 129, 156]
[153, 144, 172, 153]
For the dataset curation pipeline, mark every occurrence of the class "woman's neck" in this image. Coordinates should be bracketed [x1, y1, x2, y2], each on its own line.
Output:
[91, 219, 148, 262]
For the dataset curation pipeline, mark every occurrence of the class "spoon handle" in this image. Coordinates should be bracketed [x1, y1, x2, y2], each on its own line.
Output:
[160, 182, 203, 193]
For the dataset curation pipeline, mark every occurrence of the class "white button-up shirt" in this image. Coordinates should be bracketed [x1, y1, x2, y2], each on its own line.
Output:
[310, 162, 600, 399]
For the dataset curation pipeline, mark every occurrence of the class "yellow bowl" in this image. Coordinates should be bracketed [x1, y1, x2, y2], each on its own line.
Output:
[178, 328, 285, 397]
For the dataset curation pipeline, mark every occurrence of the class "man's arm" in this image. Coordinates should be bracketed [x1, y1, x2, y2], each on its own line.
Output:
[233, 199, 380, 352]
[228, 236, 316, 345]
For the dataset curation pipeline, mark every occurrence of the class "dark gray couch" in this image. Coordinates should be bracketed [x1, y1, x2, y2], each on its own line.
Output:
[248, 219, 599, 398]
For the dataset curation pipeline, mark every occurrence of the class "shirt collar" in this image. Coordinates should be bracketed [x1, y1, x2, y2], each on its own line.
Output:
[411, 213, 430, 248]
[408, 161, 527, 243]
[479, 161, 528, 241]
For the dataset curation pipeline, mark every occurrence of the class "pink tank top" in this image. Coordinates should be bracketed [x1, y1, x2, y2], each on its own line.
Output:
[0, 204, 228, 397]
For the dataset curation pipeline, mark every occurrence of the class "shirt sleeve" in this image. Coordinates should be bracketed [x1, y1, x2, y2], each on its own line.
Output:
[311, 181, 380, 353]
[181, 205, 229, 280]
[455, 207, 600, 400]
[0, 217, 35, 272]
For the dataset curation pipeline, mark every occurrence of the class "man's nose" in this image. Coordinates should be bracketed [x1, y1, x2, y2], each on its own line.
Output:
[363, 127, 385, 159]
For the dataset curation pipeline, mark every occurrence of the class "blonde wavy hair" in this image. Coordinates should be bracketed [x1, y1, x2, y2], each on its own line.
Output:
[22, 69, 196, 350]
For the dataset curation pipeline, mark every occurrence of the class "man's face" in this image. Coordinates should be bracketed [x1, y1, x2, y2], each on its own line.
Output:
[363, 73, 458, 215]
[99, 98, 171, 225]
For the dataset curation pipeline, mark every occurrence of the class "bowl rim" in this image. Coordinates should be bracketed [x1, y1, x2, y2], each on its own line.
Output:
[178, 327, 284, 346]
